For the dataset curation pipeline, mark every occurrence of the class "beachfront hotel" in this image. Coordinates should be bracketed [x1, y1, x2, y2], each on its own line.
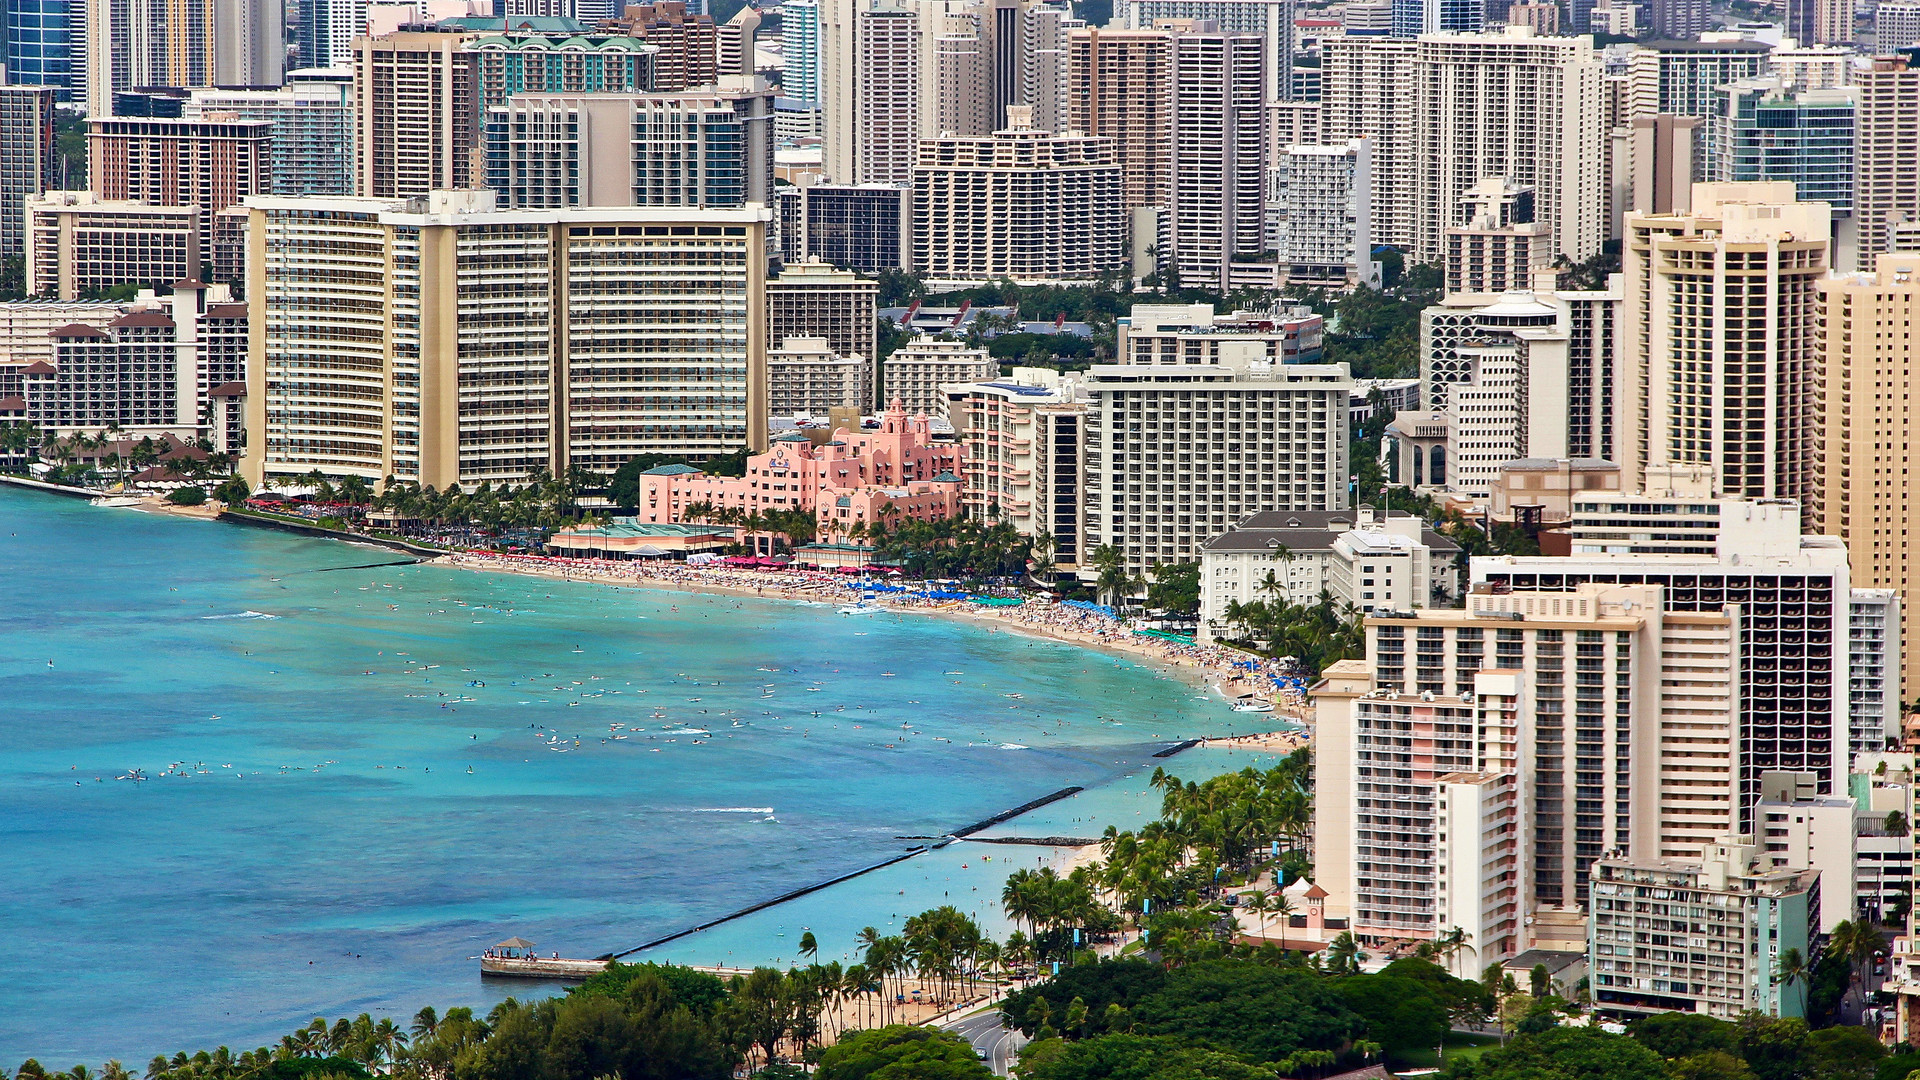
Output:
[1080, 353, 1353, 576]
[241, 188, 769, 492]
[630, 399, 963, 546]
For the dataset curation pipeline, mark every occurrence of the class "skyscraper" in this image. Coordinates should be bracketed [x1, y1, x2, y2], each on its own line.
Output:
[483, 84, 776, 209]
[1621, 182, 1830, 502]
[1067, 25, 1171, 212]
[467, 28, 659, 108]
[1711, 78, 1854, 211]
[1272, 139, 1379, 288]
[353, 29, 481, 197]
[1167, 28, 1267, 292]
[6, 0, 79, 99]
[783, 0, 822, 106]
[1321, 36, 1416, 250]
[1627, 39, 1772, 120]
[211, 0, 285, 86]
[88, 116, 276, 262]
[1816, 252, 1920, 699]
[0, 85, 56, 257]
[185, 75, 356, 196]
[911, 106, 1126, 287]
[1785, 0, 1853, 45]
[294, 0, 369, 69]
[1390, 0, 1481, 37]
[1645, 0, 1709, 39]
[1411, 28, 1607, 265]
[1114, 0, 1294, 102]
[243, 191, 771, 490]
[1854, 54, 1920, 263]
[845, 4, 921, 183]
[1082, 357, 1352, 575]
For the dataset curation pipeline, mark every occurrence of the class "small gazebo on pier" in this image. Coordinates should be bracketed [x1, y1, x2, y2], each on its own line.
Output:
[487, 937, 537, 960]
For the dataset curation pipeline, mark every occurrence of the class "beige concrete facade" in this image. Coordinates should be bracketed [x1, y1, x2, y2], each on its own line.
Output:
[353, 30, 481, 198]
[911, 111, 1126, 287]
[25, 194, 200, 301]
[244, 192, 769, 491]
[1067, 26, 1171, 211]
[1817, 253, 1920, 698]
[1855, 56, 1920, 268]
[1622, 183, 1831, 504]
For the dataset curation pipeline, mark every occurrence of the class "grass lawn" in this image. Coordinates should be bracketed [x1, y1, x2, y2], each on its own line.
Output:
[1392, 1032, 1502, 1070]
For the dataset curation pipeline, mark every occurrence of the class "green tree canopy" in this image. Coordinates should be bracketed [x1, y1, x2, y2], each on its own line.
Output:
[1337, 971, 1450, 1056]
[1018, 1033, 1279, 1080]
[1123, 960, 1363, 1064]
[1443, 1024, 1672, 1080]
[1630, 1012, 1740, 1060]
[814, 1025, 992, 1080]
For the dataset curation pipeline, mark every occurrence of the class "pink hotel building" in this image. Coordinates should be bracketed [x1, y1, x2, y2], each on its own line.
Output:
[634, 400, 964, 544]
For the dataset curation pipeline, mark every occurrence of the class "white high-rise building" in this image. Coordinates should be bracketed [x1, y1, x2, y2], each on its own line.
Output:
[1321, 37, 1418, 251]
[1114, 0, 1295, 102]
[1476, 537, 1855, 831]
[1167, 29, 1268, 293]
[1411, 28, 1607, 265]
[880, 336, 998, 415]
[1881, 1, 1920, 49]
[833, 3, 923, 183]
[1766, 39, 1854, 89]
[767, 337, 867, 417]
[1082, 355, 1352, 576]
[1271, 139, 1381, 288]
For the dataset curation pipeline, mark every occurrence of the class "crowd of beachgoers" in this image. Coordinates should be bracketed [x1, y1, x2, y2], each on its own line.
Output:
[441, 550, 1311, 713]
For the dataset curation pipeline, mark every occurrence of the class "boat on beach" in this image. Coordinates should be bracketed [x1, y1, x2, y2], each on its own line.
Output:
[478, 937, 609, 980]
[1230, 699, 1275, 713]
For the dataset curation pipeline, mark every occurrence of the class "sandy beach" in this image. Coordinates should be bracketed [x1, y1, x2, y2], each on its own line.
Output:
[437, 550, 1311, 713]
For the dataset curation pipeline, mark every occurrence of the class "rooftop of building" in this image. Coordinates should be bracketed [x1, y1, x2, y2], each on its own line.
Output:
[640, 463, 705, 475]
[1203, 510, 1460, 556]
[1502, 457, 1618, 471]
[1636, 37, 1774, 52]
[558, 520, 734, 538]
[1503, 949, 1587, 974]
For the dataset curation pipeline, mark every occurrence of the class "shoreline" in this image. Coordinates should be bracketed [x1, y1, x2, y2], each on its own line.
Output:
[434, 550, 1307, 711]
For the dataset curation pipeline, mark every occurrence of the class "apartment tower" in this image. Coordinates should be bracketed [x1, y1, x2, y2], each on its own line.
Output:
[1816, 253, 1920, 698]
[353, 30, 482, 198]
[1622, 183, 1830, 503]
[1166, 29, 1267, 293]
[1067, 26, 1171, 211]
[1854, 55, 1920, 263]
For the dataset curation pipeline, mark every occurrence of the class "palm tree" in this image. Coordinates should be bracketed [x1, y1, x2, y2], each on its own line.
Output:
[370, 1018, 407, 1065]
[1089, 544, 1130, 608]
[799, 930, 818, 964]
[1324, 931, 1364, 976]
[1268, 891, 1296, 937]
[1244, 892, 1271, 939]
[1773, 946, 1810, 1016]
[1431, 926, 1477, 976]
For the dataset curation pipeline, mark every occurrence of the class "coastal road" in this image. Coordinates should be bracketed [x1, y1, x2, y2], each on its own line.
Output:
[943, 1009, 1027, 1076]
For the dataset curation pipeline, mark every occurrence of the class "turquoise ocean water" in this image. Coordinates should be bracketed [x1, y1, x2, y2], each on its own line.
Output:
[0, 488, 1287, 1065]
